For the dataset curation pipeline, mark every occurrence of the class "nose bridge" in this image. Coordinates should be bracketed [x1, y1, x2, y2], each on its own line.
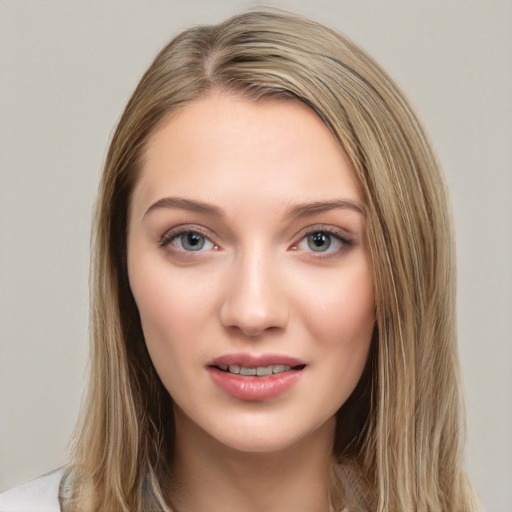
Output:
[220, 244, 288, 336]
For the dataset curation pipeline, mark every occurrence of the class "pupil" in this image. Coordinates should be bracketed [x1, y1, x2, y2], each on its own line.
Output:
[183, 233, 204, 250]
[308, 232, 331, 251]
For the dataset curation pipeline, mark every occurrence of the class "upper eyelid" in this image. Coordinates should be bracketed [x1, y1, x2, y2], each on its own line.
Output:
[293, 224, 353, 242]
[159, 224, 218, 247]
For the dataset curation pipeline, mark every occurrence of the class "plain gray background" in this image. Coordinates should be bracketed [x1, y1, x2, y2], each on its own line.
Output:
[1, 1, 511, 511]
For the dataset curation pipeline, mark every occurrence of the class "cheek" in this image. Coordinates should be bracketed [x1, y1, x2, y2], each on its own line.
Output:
[297, 262, 375, 346]
[127, 255, 196, 368]
[294, 261, 374, 406]
[127, 253, 225, 392]
[128, 267, 203, 402]
[129, 252, 212, 337]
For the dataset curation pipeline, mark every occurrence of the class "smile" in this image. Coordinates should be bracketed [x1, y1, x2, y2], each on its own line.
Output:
[215, 364, 303, 376]
[207, 354, 307, 401]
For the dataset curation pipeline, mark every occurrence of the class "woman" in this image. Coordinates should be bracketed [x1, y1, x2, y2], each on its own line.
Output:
[1, 10, 480, 512]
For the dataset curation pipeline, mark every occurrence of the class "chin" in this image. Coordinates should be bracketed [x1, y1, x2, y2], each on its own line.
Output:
[218, 433, 300, 454]
[173, 399, 337, 458]
[207, 415, 336, 457]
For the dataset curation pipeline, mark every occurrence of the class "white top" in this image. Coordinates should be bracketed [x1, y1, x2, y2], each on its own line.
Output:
[0, 464, 368, 511]
[0, 469, 64, 512]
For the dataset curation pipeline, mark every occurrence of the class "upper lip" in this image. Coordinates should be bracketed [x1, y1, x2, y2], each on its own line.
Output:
[209, 353, 306, 368]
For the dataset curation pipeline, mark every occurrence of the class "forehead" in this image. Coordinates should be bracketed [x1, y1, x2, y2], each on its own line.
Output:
[131, 92, 362, 218]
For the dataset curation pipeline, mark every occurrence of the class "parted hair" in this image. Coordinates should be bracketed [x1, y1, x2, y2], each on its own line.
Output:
[62, 10, 479, 512]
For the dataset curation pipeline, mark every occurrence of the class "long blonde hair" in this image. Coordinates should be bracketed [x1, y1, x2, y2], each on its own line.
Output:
[63, 10, 479, 512]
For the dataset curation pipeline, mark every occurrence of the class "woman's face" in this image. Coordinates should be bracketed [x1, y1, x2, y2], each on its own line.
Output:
[127, 92, 374, 454]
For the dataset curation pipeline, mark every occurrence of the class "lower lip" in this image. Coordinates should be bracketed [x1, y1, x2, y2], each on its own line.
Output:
[207, 367, 304, 401]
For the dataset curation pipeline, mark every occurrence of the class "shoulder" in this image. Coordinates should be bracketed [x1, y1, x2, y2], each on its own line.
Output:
[0, 468, 65, 512]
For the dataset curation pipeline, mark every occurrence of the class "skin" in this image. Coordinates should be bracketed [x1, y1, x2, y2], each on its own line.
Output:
[127, 91, 375, 512]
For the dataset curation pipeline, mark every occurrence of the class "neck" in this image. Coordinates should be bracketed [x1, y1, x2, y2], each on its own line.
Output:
[168, 410, 337, 512]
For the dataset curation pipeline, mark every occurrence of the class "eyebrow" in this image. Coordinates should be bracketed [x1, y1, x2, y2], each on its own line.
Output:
[144, 196, 365, 219]
[284, 199, 365, 219]
[144, 197, 224, 218]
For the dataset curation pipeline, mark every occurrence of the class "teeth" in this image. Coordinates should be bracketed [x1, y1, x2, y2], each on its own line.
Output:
[272, 364, 290, 374]
[219, 364, 294, 376]
[240, 367, 257, 376]
[256, 366, 272, 376]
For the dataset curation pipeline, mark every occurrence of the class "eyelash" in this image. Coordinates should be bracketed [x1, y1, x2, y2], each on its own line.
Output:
[292, 225, 353, 258]
[159, 224, 216, 249]
[158, 225, 353, 256]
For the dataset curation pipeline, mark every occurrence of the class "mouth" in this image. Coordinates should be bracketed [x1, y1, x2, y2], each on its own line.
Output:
[207, 354, 307, 401]
[211, 363, 306, 376]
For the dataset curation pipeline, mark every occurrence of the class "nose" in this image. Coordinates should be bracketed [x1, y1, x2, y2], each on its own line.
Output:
[219, 251, 289, 337]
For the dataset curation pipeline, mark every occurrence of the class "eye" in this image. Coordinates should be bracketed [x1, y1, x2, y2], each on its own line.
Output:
[306, 232, 336, 252]
[160, 227, 217, 252]
[294, 228, 352, 255]
[175, 232, 214, 251]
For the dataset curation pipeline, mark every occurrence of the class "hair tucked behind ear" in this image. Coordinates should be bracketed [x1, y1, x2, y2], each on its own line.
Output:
[63, 9, 480, 512]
